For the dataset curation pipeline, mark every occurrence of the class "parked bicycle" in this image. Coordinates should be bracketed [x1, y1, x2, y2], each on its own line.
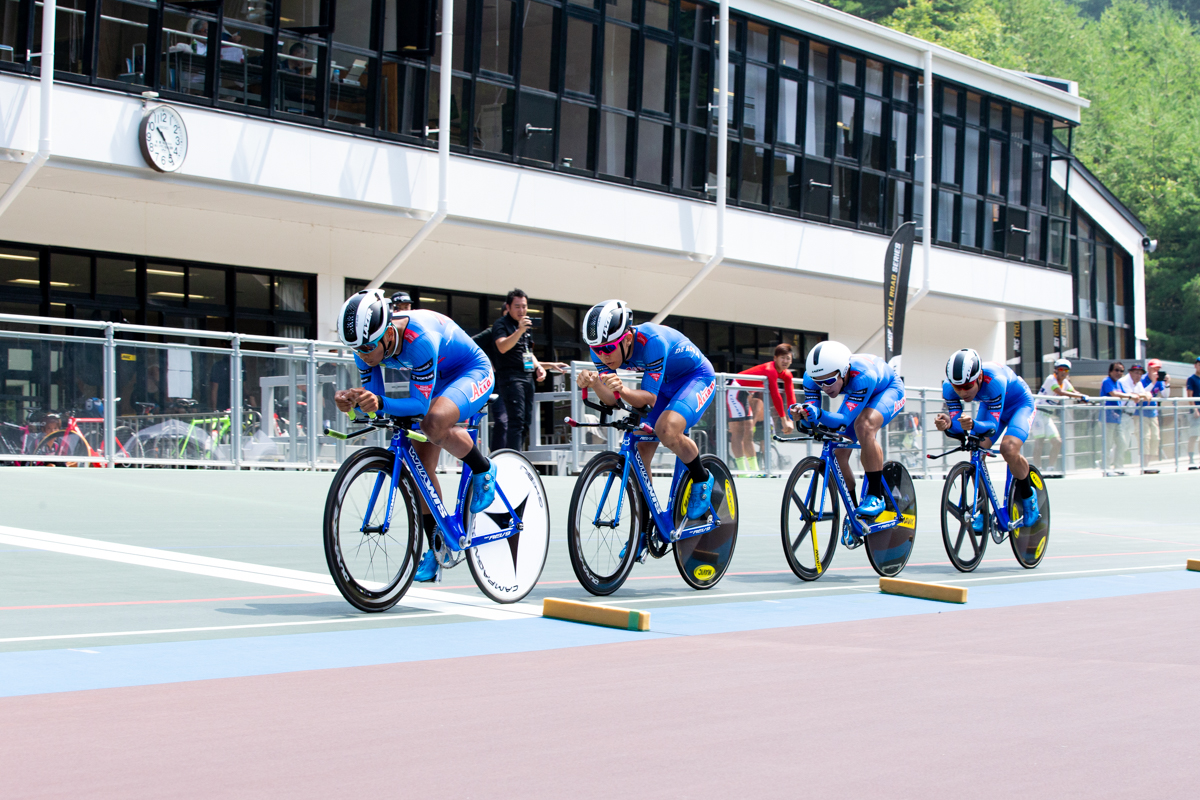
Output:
[928, 432, 1051, 571]
[322, 404, 550, 610]
[565, 390, 739, 595]
[774, 426, 918, 581]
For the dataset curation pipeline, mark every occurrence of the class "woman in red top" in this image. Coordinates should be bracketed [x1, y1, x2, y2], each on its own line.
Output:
[728, 343, 797, 472]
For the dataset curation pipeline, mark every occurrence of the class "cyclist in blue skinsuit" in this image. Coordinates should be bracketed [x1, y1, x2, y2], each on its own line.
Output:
[577, 300, 718, 519]
[933, 348, 1041, 527]
[788, 341, 906, 517]
[334, 289, 496, 581]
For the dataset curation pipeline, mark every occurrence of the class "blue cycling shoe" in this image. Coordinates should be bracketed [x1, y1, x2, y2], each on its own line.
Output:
[971, 508, 985, 534]
[1020, 493, 1041, 527]
[855, 494, 885, 517]
[686, 474, 715, 519]
[413, 549, 439, 582]
[469, 462, 497, 513]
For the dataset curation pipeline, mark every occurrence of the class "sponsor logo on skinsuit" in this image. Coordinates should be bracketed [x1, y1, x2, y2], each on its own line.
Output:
[894, 396, 906, 413]
[693, 564, 717, 581]
[469, 374, 494, 402]
[648, 372, 661, 383]
[695, 380, 715, 408]
[636, 332, 649, 346]
[403, 327, 420, 343]
[416, 384, 433, 399]
[845, 402, 859, 413]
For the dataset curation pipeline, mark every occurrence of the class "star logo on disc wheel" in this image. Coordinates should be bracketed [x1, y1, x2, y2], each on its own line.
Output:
[484, 495, 529, 569]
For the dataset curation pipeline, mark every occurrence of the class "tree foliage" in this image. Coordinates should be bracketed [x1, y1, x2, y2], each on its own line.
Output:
[819, 0, 1200, 359]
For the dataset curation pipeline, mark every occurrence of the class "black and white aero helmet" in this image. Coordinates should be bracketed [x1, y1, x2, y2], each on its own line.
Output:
[339, 289, 391, 350]
[946, 348, 984, 386]
[582, 299, 633, 347]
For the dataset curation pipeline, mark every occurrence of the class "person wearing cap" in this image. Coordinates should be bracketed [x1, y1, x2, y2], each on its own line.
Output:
[1032, 358, 1088, 473]
[1187, 357, 1200, 468]
[1138, 359, 1170, 463]
[390, 291, 413, 312]
[1101, 362, 1141, 475]
[1124, 363, 1154, 468]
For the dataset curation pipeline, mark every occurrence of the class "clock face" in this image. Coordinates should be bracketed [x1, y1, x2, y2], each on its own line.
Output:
[139, 106, 188, 173]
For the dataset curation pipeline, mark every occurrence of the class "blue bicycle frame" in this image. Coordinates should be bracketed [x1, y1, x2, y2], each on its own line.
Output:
[806, 433, 906, 538]
[593, 429, 721, 551]
[961, 445, 1028, 532]
[341, 411, 523, 552]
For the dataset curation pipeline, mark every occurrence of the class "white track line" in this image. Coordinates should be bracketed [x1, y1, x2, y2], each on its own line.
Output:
[0, 526, 536, 621]
[0, 612, 445, 644]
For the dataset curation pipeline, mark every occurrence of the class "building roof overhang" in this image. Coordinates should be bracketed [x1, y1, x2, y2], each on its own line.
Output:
[736, 0, 1090, 123]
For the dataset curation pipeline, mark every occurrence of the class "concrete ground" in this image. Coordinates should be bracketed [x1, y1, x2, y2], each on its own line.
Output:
[1, 466, 1198, 797]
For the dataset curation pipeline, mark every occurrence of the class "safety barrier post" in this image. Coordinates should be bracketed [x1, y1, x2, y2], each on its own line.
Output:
[104, 324, 116, 467]
[307, 342, 318, 468]
[569, 361, 580, 474]
[231, 336, 242, 468]
[1173, 400, 1179, 472]
[715, 374, 728, 468]
[1137, 411, 1145, 473]
[1100, 406, 1108, 475]
[763, 391, 773, 475]
[920, 387, 928, 479]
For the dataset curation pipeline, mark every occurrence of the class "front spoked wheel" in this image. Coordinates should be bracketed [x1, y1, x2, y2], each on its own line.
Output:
[673, 455, 739, 590]
[780, 456, 840, 581]
[1007, 466, 1051, 568]
[466, 449, 551, 603]
[323, 447, 419, 612]
[940, 461, 989, 572]
[864, 461, 918, 577]
[567, 452, 641, 596]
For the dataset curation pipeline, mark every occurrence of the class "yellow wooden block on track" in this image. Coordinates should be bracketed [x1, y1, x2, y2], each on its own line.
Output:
[542, 598, 650, 631]
[1187, 559, 1200, 572]
[879, 577, 968, 604]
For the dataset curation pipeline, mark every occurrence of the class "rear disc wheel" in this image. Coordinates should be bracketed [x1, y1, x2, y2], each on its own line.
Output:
[466, 449, 551, 603]
[864, 461, 917, 577]
[673, 455, 739, 590]
[1007, 466, 1051, 568]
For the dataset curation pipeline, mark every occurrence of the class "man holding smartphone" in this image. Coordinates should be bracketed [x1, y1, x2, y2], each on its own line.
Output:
[492, 288, 547, 451]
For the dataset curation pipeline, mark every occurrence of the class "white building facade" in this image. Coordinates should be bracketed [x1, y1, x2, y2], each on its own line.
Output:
[0, 0, 1146, 396]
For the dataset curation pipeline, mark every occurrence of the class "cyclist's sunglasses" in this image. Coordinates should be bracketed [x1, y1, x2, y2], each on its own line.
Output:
[812, 373, 840, 387]
[590, 342, 621, 355]
[355, 334, 386, 355]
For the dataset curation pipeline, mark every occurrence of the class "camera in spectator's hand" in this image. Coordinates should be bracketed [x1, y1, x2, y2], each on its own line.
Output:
[1157, 370, 1167, 381]
[528, 317, 542, 329]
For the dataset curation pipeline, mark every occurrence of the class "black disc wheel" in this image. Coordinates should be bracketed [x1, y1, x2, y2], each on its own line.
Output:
[780, 456, 840, 581]
[324, 447, 419, 612]
[1007, 466, 1051, 568]
[864, 461, 918, 577]
[567, 452, 641, 596]
[940, 461, 990, 572]
[672, 455, 740, 590]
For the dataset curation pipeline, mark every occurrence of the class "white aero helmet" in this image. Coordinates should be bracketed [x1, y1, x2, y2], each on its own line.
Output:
[339, 289, 391, 350]
[946, 348, 984, 386]
[806, 340, 852, 380]
[583, 299, 633, 347]
[1053, 358, 1072, 370]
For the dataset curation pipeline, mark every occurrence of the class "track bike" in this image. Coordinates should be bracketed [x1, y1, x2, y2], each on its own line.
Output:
[774, 425, 918, 581]
[565, 390, 739, 595]
[928, 432, 1051, 572]
[322, 404, 550, 610]
[31, 401, 143, 467]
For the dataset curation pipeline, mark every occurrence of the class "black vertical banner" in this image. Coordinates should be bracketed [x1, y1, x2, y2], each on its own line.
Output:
[883, 221, 916, 375]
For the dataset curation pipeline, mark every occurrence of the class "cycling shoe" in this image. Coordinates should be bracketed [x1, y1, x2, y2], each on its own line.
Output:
[413, 549, 439, 582]
[1020, 493, 1041, 528]
[855, 494, 885, 518]
[469, 462, 497, 513]
[971, 509, 985, 534]
[686, 474, 715, 519]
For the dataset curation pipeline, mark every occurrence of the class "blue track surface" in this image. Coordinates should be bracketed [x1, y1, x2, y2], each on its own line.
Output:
[2, 570, 1195, 698]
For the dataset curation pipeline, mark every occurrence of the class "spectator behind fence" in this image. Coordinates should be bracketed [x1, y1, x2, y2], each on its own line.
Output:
[1100, 362, 1139, 475]
[491, 289, 546, 451]
[390, 291, 412, 312]
[1139, 359, 1170, 463]
[1188, 357, 1200, 469]
[1032, 358, 1087, 473]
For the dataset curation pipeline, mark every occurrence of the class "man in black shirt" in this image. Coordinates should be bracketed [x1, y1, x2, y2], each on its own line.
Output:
[491, 289, 546, 450]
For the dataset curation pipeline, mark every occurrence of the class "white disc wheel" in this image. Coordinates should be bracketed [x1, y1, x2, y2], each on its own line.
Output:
[467, 449, 551, 603]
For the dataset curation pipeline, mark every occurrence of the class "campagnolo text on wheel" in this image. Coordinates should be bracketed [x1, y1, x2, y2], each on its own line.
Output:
[565, 300, 739, 595]
[775, 341, 918, 580]
[929, 348, 1051, 572]
[322, 290, 550, 611]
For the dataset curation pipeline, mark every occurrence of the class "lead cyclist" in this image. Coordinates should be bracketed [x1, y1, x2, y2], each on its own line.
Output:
[333, 289, 497, 582]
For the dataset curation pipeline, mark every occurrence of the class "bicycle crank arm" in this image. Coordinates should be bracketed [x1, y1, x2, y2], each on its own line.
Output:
[674, 519, 719, 541]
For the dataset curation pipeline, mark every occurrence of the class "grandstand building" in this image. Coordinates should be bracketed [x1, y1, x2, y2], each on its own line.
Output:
[0, 0, 1147, 388]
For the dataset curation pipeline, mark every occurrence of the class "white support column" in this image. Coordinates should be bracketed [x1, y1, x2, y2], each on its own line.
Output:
[0, 0, 55, 219]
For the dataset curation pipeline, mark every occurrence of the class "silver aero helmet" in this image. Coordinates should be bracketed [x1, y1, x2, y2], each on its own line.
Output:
[805, 340, 852, 380]
[1053, 358, 1072, 370]
[582, 299, 633, 347]
[946, 348, 984, 386]
[338, 289, 391, 350]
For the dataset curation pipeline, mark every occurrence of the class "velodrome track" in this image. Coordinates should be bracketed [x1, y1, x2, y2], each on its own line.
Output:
[1, 467, 1198, 797]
